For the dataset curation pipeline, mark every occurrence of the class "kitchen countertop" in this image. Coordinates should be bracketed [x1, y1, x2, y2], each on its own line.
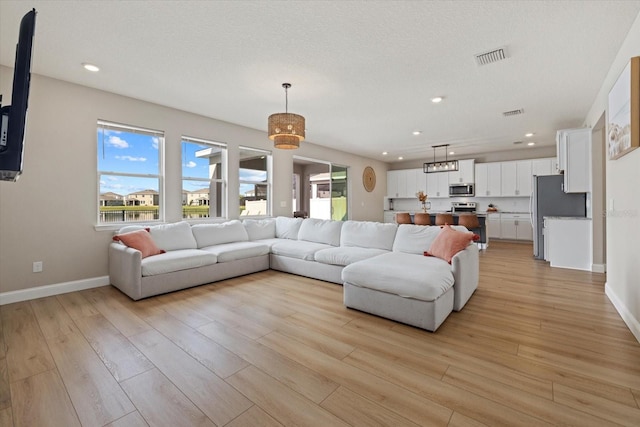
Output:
[544, 216, 591, 221]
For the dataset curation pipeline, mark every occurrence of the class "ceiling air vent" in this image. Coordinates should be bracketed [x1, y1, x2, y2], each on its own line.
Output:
[475, 47, 508, 66]
[502, 108, 524, 117]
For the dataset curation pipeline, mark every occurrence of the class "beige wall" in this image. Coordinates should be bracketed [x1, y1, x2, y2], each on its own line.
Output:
[584, 12, 640, 340]
[0, 68, 388, 293]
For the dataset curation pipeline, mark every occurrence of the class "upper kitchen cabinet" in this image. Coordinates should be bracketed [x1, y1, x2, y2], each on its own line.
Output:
[475, 162, 501, 197]
[501, 160, 532, 197]
[449, 159, 475, 184]
[426, 171, 450, 198]
[387, 168, 424, 198]
[531, 157, 556, 177]
[556, 128, 592, 193]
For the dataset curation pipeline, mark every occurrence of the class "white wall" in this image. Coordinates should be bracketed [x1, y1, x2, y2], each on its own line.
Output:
[0, 68, 387, 294]
[583, 13, 640, 341]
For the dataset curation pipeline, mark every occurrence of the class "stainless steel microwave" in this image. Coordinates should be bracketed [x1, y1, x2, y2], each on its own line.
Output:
[449, 183, 474, 197]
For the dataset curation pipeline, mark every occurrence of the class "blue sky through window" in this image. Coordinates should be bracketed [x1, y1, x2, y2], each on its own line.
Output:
[98, 128, 160, 195]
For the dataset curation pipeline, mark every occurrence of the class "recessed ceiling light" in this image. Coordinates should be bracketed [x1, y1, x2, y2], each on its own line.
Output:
[449, 151, 455, 155]
[382, 151, 388, 155]
[398, 156, 404, 160]
[527, 142, 536, 146]
[431, 96, 443, 103]
[82, 63, 100, 72]
[525, 132, 534, 137]
[412, 131, 422, 136]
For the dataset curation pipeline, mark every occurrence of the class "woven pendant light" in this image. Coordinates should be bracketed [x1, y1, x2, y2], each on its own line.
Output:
[268, 83, 305, 149]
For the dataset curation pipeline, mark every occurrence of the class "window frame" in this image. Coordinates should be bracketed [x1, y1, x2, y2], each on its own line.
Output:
[181, 136, 228, 220]
[96, 120, 164, 225]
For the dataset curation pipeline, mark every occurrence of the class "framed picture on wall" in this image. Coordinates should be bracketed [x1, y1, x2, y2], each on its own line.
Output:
[607, 56, 639, 160]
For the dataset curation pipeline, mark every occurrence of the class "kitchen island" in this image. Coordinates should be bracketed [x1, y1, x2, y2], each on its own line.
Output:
[384, 211, 488, 249]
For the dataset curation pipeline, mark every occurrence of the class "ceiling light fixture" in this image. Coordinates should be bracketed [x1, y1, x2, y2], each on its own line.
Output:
[382, 152, 388, 155]
[82, 63, 99, 72]
[525, 132, 534, 137]
[527, 142, 536, 146]
[431, 96, 443, 103]
[413, 131, 422, 135]
[449, 151, 455, 155]
[398, 156, 404, 160]
[268, 83, 305, 149]
[423, 144, 459, 174]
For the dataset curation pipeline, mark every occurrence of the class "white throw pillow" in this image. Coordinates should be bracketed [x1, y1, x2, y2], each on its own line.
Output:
[149, 221, 198, 251]
[192, 220, 249, 248]
[242, 218, 276, 240]
[275, 217, 304, 240]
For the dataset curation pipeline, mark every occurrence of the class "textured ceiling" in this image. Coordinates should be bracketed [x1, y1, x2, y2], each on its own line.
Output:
[1, 1, 639, 162]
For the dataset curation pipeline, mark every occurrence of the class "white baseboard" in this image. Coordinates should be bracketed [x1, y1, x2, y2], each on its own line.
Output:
[605, 282, 640, 344]
[0, 276, 110, 305]
[591, 263, 606, 273]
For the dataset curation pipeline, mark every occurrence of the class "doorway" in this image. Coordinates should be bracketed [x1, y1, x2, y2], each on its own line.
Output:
[293, 156, 349, 220]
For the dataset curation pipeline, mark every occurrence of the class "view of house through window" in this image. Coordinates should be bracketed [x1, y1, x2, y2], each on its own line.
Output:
[182, 137, 227, 219]
[239, 147, 271, 216]
[97, 121, 163, 223]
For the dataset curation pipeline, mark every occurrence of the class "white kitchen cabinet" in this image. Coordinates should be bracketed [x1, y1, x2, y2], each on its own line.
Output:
[426, 172, 449, 198]
[475, 163, 501, 197]
[531, 157, 555, 177]
[405, 168, 425, 198]
[449, 159, 475, 184]
[545, 218, 592, 270]
[387, 169, 424, 198]
[500, 213, 533, 241]
[487, 214, 501, 239]
[556, 128, 591, 193]
[383, 211, 396, 224]
[501, 161, 531, 197]
[386, 170, 400, 198]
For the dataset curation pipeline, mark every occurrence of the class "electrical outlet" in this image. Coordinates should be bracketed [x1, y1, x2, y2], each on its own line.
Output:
[32, 261, 43, 273]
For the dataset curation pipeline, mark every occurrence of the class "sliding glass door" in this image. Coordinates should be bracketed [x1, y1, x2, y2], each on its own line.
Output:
[292, 157, 348, 220]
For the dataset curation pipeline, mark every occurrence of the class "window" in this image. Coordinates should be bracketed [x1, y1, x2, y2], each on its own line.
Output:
[97, 121, 163, 224]
[182, 137, 227, 219]
[239, 146, 271, 216]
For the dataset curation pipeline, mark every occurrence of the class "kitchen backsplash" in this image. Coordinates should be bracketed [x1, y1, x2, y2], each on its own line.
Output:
[389, 196, 531, 213]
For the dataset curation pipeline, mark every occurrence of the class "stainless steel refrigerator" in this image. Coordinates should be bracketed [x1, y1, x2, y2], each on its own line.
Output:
[531, 174, 586, 260]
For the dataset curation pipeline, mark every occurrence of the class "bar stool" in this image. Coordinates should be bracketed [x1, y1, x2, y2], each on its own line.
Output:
[395, 212, 412, 224]
[435, 213, 454, 226]
[414, 212, 431, 226]
[457, 213, 480, 231]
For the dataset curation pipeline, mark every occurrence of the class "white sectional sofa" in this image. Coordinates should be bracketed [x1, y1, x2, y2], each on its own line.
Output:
[108, 217, 479, 331]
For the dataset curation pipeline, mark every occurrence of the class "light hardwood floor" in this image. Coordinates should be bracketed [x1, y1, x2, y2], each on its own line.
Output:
[1, 241, 639, 426]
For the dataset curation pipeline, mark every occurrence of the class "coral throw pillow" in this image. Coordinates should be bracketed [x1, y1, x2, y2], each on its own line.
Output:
[424, 225, 476, 263]
[113, 228, 165, 259]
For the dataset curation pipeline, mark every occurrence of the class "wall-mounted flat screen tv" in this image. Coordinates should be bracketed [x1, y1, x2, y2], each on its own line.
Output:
[0, 8, 37, 182]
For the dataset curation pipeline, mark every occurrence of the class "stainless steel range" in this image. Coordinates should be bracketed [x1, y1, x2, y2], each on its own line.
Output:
[451, 201, 477, 213]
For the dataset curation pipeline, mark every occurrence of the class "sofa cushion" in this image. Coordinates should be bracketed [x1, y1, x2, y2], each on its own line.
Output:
[392, 224, 469, 255]
[298, 218, 342, 246]
[149, 221, 198, 251]
[341, 221, 397, 250]
[342, 252, 454, 302]
[141, 249, 217, 277]
[270, 239, 333, 261]
[314, 247, 389, 267]
[242, 218, 276, 240]
[275, 217, 304, 240]
[200, 241, 270, 263]
[192, 220, 249, 248]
